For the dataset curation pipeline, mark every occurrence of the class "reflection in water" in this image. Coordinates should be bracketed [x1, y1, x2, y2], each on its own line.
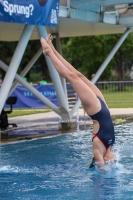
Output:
[90, 173, 118, 200]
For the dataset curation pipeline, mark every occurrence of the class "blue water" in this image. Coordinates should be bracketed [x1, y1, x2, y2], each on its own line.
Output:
[1, 123, 133, 200]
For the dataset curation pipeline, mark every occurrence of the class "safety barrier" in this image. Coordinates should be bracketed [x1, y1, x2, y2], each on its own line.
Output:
[4, 83, 76, 109]
[96, 81, 133, 106]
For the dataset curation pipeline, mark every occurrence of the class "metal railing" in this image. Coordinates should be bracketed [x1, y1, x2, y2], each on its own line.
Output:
[67, 81, 133, 108]
[96, 81, 133, 105]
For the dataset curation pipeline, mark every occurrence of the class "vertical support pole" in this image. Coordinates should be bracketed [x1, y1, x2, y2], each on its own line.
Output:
[92, 27, 132, 84]
[0, 25, 34, 113]
[55, 33, 62, 55]
[37, 26, 70, 120]
[55, 33, 68, 99]
[67, 0, 70, 16]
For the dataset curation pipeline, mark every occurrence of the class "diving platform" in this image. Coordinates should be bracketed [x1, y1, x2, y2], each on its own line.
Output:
[0, 0, 133, 41]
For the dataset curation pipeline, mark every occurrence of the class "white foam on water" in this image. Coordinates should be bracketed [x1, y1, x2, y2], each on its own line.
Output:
[94, 151, 124, 176]
[0, 165, 39, 173]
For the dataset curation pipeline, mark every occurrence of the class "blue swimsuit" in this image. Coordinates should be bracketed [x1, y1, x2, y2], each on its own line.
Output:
[90, 97, 115, 149]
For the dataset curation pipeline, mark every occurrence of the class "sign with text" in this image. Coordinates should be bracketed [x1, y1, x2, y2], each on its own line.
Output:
[4, 85, 59, 108]
[0, 0, 59, 26]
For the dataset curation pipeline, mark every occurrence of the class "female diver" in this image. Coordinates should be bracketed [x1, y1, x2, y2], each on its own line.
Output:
[40, 34, 116, 170]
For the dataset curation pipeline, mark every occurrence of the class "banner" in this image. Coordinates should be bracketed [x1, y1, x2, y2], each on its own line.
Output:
[0, 0, 59, 26]
[4, 85, 59, 108]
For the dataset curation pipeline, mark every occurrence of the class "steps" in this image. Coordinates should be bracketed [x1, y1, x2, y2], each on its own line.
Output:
[67, 83, 78, 108]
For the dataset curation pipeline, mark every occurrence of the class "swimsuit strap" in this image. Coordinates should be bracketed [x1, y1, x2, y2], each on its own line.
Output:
[92, 133, 97, 141]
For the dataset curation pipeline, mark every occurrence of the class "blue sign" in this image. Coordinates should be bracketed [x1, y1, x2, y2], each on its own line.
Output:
[0, 0, 59, 26]
[4, 85, 59, 108]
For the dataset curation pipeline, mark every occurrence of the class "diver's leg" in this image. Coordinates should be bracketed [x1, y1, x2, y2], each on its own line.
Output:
[40, 37, 101, 115]
[46, 34, 105, 101]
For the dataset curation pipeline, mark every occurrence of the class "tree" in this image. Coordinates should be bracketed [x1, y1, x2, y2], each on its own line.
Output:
[61, 35, 113, 81]
[114, 33, 133, 81]
[0, 40, 48, 83]
[20, 40, 48, 83]
[61, 33, 133, 82]
[0, 41, 17, 79]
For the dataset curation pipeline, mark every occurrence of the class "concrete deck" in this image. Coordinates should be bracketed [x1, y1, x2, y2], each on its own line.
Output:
[8, 108, 133, 123]
[1, 108, 133, 144]
[110, 108, 133, 116]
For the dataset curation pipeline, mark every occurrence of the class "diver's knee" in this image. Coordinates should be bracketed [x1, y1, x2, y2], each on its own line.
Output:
[76, 72, 85, 79]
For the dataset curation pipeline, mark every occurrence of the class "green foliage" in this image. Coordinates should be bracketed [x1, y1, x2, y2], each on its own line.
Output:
[0, 41, 17, 78]
[61, 35, 113, 80]
[112, 33, 133, 80]
[0, 40, 48, 83]
[19, 40, 48, 82]
[30, 71, 42, 84]
[0, 41, 17, 64]
[61, 33, 133, 81]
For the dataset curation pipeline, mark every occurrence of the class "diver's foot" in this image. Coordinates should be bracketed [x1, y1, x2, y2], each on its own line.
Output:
[46, 34, 55, 52]
[40, 37, 52, 55]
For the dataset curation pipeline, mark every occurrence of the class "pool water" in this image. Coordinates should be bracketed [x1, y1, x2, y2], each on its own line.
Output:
[1, 123, 133, 200]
